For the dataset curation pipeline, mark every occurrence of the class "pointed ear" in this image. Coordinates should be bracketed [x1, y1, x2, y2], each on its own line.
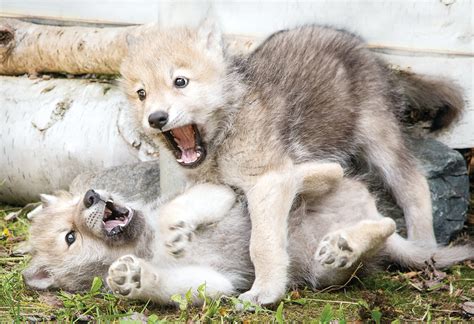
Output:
[39, 194, 58, 208]
[13, 241, 32, 256]
[22, 265, 55, 290]
[197, 17, 223, 55]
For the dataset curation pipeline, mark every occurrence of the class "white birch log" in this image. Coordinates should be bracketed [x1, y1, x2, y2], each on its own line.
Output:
[0, 76, 164, 204]
[0, 18, 259, 75]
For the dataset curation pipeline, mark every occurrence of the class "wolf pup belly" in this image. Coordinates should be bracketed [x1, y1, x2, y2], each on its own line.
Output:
[120, 21, 464, 304]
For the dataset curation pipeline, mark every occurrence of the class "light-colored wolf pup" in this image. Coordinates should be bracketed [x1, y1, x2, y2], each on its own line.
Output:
[23, 162, 473, 305]
[120, 21, 464, 304]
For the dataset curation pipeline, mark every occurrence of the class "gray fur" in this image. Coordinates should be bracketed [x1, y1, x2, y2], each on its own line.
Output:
[120, 24, 465, 304]
[70, 161, 160, 202]
[23, 168, 473, 296]
[122, 24, 465, 241]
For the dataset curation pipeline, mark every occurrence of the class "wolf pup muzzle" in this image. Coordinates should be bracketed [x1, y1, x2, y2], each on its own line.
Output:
[83, 190, 134, 237]
[161, 124, 207, 168]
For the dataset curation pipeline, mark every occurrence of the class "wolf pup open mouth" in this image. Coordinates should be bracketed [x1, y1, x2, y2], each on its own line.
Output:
[162, 124, 207, 168]
[103, 200, 134, 236]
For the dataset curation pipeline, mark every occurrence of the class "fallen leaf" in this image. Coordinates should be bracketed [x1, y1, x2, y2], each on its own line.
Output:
[4, 211, 20, 221]
[290, 290, 301, 300]
[401, 258, 449, 292]
[76, 314, 94, 322]
[452, 288, 463, 298]
[219, 307, 229, 316]
[461, 301, 474, 316]
[402, 271, 419, 279]
[1, 227, 12, 239]
[466, 213, 474, 225]
[38, 292, 63, 308]
[464, 260, 474, 270]
[121, 312, 148, 323]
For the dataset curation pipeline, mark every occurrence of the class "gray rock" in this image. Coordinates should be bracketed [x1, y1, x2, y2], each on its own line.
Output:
[411, 137, 470, 244]
[377, 137, 469, 244]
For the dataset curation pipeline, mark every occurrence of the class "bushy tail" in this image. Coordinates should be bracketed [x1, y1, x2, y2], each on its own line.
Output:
[383, 234, 474, 269]
[394, 70, 465, 132]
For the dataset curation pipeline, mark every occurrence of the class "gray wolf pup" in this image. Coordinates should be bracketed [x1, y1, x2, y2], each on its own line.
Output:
[120, 22, 464, 304]
[23, 163, 473, 304]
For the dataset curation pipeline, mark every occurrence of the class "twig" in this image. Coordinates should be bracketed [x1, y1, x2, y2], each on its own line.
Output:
[316, 262, 364, 293]
[303, 298, 359, 305]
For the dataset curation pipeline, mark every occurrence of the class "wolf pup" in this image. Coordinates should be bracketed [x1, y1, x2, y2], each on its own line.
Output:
[23, 163, 473, 304]
[120, 21, 464, 304]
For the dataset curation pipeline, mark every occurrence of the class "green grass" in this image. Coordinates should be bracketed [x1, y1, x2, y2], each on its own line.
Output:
[1, 204, 473, 322]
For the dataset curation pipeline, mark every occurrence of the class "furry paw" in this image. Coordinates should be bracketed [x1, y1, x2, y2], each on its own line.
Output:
[238, 285, 285, 306]
[163, 220, 194, 257]
[315, 232, 360, 269]
[107, 255, 143, 298]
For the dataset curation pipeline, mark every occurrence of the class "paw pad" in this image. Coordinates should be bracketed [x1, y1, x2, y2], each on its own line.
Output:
[315, 232, 359, 269]
[107, 255, 142, 298]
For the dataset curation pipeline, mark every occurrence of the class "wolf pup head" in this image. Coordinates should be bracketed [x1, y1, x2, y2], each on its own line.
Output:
[23, 190, 146, 291]
[121, 19, 236, 169]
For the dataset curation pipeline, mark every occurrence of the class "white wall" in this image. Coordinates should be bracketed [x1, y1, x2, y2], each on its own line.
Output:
[1, 0, 473, 148]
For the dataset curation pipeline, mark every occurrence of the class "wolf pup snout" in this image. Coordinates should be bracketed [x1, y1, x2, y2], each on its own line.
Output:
[148, 111, 169, 129]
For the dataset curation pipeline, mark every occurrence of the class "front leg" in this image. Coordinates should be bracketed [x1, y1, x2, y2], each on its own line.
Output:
[159, 183, 236, 256]
[239, 169, 299, 305]
[107, 255, 235, 305]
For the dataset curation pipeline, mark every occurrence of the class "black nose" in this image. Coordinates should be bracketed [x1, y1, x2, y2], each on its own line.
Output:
[83, 189, 100, 208]
[148, 111, 169, 129]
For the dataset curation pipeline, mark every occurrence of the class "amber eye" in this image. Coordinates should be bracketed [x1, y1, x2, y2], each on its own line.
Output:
[174, 77, 188, 88]
[137, 89, 146, 101]
[65, 231, 76, 246]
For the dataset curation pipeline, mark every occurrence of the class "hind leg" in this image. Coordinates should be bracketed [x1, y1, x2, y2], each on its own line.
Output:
[359, 115, 435, 244]
[296, 161, 344, 197]
[315, 218, 396, 271]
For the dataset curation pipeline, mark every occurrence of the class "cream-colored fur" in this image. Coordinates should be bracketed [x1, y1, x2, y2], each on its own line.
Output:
[117, 19, 469, 304]
[23, 163, 473, 305]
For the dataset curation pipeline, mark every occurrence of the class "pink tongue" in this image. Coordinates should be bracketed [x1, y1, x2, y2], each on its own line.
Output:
[104, 220, 124, 232]
[181, 148, 198, 164]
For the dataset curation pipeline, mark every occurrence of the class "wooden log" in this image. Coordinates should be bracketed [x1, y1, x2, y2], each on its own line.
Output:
[0, 18, 259, 76]
[0, 18, 141, 75]
[0, 75, 162, 204]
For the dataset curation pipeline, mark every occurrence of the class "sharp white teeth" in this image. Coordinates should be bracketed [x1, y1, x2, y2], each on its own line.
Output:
[196, 152, 201, 157]
[177, 158, 183, 163]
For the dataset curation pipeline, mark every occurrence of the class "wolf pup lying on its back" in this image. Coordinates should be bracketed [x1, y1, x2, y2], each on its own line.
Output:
[120, 21, 464, 304]
[23, 163, 473, 304]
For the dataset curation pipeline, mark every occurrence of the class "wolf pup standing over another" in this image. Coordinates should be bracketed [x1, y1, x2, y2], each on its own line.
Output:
[23, 163, 474, 303]
[120, 21, 464, 304]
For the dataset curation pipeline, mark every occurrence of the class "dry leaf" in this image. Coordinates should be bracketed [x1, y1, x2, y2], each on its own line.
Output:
[290, 290, 301, 300]
[403, 271, 419, 279]
[38, 292, 63, 308]
[402, 258, 449, 292]
[4, 211, 20, 221]
[461, 301, 474, 315]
